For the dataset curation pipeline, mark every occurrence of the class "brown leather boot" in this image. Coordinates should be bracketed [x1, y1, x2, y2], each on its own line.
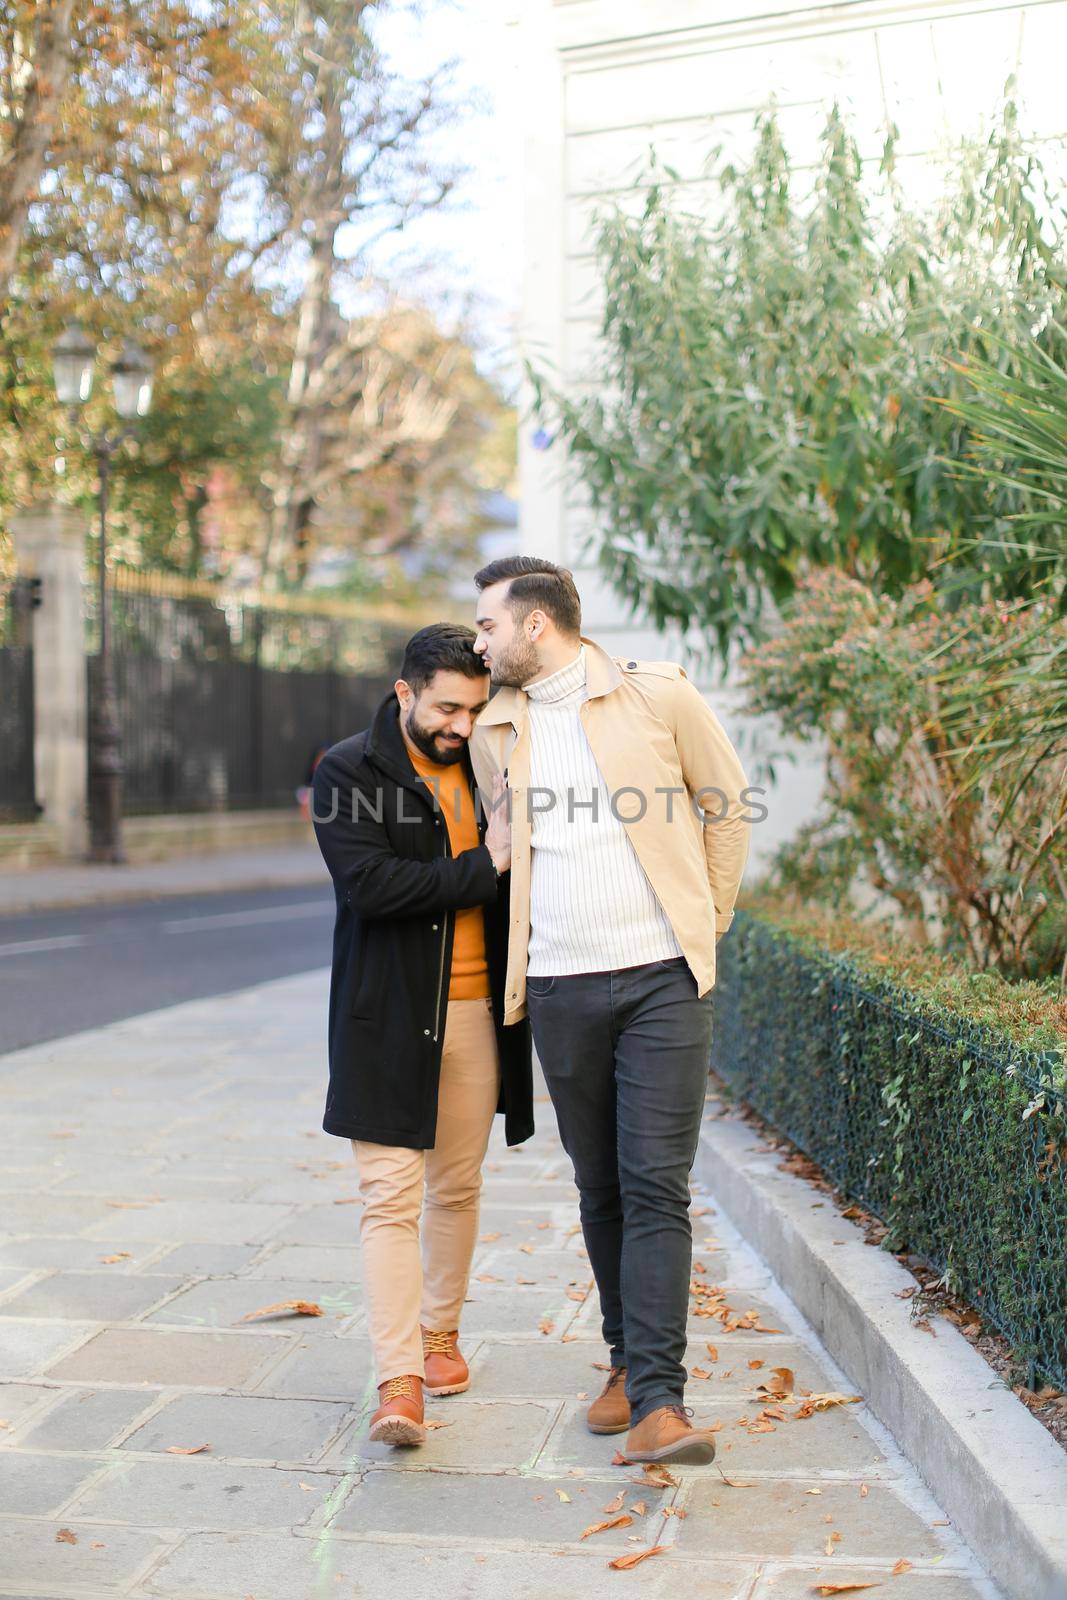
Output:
[368, 1375, 425, 1446]
[586, 1366, 630, 1434]
[421, 1326, 470, 1396]
[624, 1403, 717, 1465]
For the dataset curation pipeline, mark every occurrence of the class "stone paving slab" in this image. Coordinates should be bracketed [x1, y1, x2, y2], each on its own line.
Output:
[0, 969, 1002, 1600]
[0, 1519, 171, 1591]
[243, 1243, 365, 1281]
[332, 1466, 670, 1547]
[43, 1327, 287, 1388]
[341, 1398, 559, 1471]
[139, 1275, 364, 1332]
[19, 1389, 160, 1451]
[0, 1320, 99, 1379]
[0, 1238, 173, 1273]
[140, 1533, 756, 1599]
[119, 1393, 354, 1463]
[752, 1569, 987, 1600]
[1, 1270, 186, 1322]
[0, 1450, 103, 1515]
[254, 1334, 374, 1400]
[65, 1457, 336, 1530]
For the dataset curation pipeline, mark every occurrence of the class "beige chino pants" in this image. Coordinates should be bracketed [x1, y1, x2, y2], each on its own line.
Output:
[352, 996, 501, 1385]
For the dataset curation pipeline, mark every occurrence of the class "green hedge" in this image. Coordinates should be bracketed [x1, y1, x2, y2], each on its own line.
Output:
[714, 911, 1067, 1389]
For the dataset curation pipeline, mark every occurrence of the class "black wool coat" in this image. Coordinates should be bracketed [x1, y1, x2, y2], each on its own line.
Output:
[311, 692, 534, 1150]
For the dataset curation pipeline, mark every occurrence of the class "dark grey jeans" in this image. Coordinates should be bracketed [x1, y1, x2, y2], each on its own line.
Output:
[525, 956, 713, 1426]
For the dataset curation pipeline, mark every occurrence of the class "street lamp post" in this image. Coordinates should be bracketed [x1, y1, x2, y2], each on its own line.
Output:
[53, 326, 154, 864]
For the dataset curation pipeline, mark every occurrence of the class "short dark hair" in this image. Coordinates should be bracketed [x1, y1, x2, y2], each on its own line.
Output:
[473, 556, 582, 638]
[399, 623, 489, 696]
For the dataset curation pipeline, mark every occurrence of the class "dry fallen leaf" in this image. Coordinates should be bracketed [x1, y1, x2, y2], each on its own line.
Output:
[811, 1585, 881, 1596]
[747, 1359, 764, 1370]
[602, 1489, 627, 1513]
[717, 1469, 754, 1488]
[238, 1300, 323, 1321]
[860, 1484, 869, 1498]
[637, 1462, 679, 1489]
[608, 1546, 667, 1571]
[892, 1559, 913, 1576]
[423, 1420, 450, 1431]
[479, 1231, 501, 1242]
[55, 1529, 77, 1544]
[580, 1514, 633, 1539]
[105, 1199, 158, 1209]
[757, 1367, 796, 1399]
[332, 1197, 360, 1205]
[519, 1244, 536, 1255]
[538, 1318, 555, 1336]
[825, 1534, 836, 1556]
[706, 1344, 718, 1362]
[475, 1274, 502, 1284]
[794, 1392, 862, 1419]
[165, 1443, 210, 1455]
[99, 1252, 131, 1264]
[690, 1366, 712, 1380]
[556, 1488, 572, 1503]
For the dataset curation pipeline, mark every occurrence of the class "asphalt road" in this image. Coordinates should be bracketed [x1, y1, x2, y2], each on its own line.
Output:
[0, 884, 336, 1056]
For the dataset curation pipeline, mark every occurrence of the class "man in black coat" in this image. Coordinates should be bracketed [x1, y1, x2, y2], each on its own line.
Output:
[311, 623, 532, 1448]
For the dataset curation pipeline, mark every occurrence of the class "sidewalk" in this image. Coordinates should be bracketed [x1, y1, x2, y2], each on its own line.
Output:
[0, 844, 327, 916]
[0, 971, 999, 1599]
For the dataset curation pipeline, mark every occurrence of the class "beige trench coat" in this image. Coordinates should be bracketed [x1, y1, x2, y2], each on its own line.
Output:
[469, 635, 751, 1026]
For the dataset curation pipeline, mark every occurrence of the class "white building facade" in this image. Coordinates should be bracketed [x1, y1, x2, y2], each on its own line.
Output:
[513, 0, 1066, 870]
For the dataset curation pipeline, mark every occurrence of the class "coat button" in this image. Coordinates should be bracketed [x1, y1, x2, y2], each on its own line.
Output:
[423, 1029, 431, 1036]
[432, 923, 439, 931]
[627, 660, 637, 669]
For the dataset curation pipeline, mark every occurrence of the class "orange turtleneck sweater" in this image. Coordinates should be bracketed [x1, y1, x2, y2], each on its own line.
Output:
[407, 742, 490, 1001]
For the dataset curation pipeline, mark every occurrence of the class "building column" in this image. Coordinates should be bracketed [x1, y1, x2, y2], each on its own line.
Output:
[10, 500, 90, 859]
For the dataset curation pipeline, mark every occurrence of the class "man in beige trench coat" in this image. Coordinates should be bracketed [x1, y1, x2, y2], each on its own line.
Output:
[469, 555, 752, 1466]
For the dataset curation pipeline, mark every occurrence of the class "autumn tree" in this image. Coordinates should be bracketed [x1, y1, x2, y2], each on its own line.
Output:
[252, 1, 459, 584]
[0, 1, 479, 584]
[0, 0, 75, 307]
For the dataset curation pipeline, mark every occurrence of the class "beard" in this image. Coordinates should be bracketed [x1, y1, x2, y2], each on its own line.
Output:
[403, 704, 468, 766]
[489, 632, 541, 689]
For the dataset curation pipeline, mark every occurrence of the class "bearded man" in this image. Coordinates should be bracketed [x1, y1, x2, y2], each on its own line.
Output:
[312, 622, 532, 1446]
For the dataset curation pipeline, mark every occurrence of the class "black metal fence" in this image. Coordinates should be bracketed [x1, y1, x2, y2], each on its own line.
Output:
[85, 572, 419, 815]
[0, 579, 37, 822]
[714, 911, 1067, 1391]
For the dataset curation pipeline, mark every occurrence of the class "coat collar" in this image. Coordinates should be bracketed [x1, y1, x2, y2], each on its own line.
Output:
[365, 691, 475, 795]
[476, 635, 622, 727]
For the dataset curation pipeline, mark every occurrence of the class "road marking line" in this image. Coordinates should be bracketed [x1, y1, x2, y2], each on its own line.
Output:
[0, 934, 87, 957]
[162, 901, 328, 934]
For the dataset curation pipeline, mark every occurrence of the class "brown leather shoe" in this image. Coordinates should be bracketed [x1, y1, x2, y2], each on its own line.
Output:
[421, 1326, 470, 1395]
[624, 1403, 717, 1465]
[368, 1374, 425, 1446]
[586, 1366, 630, 1434]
